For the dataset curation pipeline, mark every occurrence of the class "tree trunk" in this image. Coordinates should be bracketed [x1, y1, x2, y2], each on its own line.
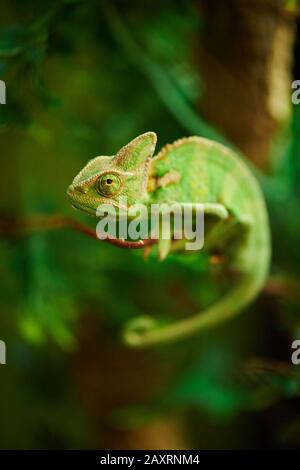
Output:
[197, 0, 297, 170]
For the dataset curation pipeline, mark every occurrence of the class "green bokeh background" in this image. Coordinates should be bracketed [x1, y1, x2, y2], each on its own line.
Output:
[0, 0, 300, 449]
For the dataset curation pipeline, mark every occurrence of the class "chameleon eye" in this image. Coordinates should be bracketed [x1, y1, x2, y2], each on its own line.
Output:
[97, 173, 121, 197]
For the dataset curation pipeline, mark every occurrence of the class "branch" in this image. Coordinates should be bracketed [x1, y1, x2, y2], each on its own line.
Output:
[0, 213, 156, 249]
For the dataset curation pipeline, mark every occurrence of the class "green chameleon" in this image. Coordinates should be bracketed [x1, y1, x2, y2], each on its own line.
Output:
[67, 132, 271, 347]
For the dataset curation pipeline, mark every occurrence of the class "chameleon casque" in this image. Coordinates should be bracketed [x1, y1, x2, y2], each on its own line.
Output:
[67, 132, 271, 347]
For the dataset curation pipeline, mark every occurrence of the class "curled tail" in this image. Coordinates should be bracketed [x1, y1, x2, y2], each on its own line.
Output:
[122, 195, 270, 348]
[122, 262, 269, 348]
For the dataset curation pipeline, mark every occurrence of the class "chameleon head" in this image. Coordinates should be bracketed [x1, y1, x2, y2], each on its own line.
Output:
[67, 132, 157, 216]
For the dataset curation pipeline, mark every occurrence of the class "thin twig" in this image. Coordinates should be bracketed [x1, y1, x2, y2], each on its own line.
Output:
[0, 213, 156, 249]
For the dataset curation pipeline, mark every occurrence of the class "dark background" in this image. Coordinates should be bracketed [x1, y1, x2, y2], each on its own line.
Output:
[0, 0, 300, 449]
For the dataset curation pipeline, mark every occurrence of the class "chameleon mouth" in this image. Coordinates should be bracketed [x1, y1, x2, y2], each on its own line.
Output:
[67, 189, 129, 217]
[69, 199, 127, 217]
[67, 195, 97, 216]
[71, 203, 97, 216]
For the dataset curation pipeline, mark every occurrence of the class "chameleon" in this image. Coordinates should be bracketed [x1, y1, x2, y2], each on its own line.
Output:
[67, 132, 271, 348]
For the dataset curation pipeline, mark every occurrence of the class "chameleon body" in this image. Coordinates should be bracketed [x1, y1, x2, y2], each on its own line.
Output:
[67, 132, 271, 347]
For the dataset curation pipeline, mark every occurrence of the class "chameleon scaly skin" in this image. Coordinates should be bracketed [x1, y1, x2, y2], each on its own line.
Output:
[67, 132, 271, 347]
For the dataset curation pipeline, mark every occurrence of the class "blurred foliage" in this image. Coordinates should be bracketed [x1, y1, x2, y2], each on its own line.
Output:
[0, 0, 300, 449]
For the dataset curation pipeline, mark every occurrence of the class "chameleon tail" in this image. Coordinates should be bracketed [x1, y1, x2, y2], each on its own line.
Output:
[122, 271, 267, 348]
